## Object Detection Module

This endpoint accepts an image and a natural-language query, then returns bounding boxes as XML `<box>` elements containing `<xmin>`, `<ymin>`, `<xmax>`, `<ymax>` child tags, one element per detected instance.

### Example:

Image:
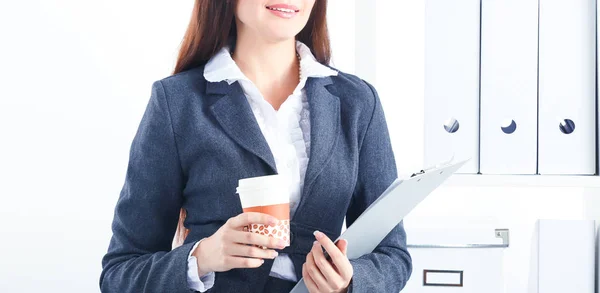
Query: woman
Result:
<box><xmin>100</xmin><ymin>0</ymin><xmax>412</xmax><ymax>292</ymax></box>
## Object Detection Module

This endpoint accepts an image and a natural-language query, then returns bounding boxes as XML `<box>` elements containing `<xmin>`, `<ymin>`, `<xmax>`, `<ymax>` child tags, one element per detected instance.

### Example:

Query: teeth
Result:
<box><xmin>267</xmin><ymin>6</ymin><xmax>296</xmax><ymax>13</ymax></box>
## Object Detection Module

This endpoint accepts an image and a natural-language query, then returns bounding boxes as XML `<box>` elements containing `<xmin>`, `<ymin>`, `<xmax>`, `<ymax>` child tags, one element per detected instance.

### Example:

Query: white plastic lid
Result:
<box><xmin>237</xmin><ymin>174</ymin><xmax>290</xmax><ymax>207</ymax></box>
<box><xmin>237</xmin><ymin>174</ymin><xmax>282</xmax><ymax>192</ymax></box>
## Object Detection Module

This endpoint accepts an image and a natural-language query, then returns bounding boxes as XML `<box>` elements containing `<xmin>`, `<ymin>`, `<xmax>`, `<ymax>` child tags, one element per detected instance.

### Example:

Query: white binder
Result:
<box><xmin>597</xmin><ymin>225</ymin><xmax>600</xmax><ymax>293</ymax></box>
<box><xmin>479</xmin><ymin>0</ymin><xmax>538</xmax><ymax>174</ymax></box>
<box><xmin>529</xmin><ymin>220</ymin><xmax>595</xmax><ymax>293</ymax></box>
<box><xmin>538</xmin><ymin>0</ymin><xmax>596</xmax><ymax>174</ymax></box>
<box><xmin>598</xmin><ymin>1</ymin><xmax>600</xmax><ymax>177</ymax></box>
<box><xmin>289</xmin><ymin>159</ymin><xmax>469</xmax><ymax>293</ymax></box>
<box><xmin>424</xmin><ymin>0</ymin><xmax>480</xmax><ymax>174</ymax></box>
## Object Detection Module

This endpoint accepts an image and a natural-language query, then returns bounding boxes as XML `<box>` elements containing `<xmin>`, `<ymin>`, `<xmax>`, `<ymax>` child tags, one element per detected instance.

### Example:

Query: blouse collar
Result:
<box><xmin>204</xmin><ymin>41</ymin><xmax>338</xmax><ymax>86</ymax></box>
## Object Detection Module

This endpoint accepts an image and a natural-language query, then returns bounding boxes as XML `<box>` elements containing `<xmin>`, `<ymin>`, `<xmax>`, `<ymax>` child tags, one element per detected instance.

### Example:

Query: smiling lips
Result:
<box><xmin>265</xmin><ymin>4</ymin><xmax>300</xmax><ymax>19</ymax></box>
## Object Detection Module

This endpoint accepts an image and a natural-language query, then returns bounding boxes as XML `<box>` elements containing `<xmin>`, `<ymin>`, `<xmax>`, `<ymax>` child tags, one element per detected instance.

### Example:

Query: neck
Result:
<box><xmin>232</xmin><ymin>32</ymin><xmax>299</xmax><ymax>90</ymax></box>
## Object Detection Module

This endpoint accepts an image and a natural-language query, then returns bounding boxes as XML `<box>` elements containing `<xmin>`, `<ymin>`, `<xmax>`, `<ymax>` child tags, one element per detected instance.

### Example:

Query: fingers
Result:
<box><xmin>225</xmin><ymin>256</ymin><xmax>265</xmax><ymax>269</ymax></box>
<box><xmin>311</xmin><ymin>241</ymin><xmax>344</xmax><ymax>285</ymax></box>
<box><xmin>305</xmin><ymin>251</ymin><xmax>332</xmax><ymax>292</ymax></box>
<box><xmin>314</xmin><ymin>231</ymin><xmax>344</xmax><ymax>266</ymax></box>
<box><xmin>303</xmin><ymin>263</ymin><xmax>320</xmax><ymax>292</ymax></box>
<box><xmin>225</xmin><ymin>243</ymin><xmax>279</xmax><ymax>259</ymax></box>
<box><xmin>336</xmin><ymin>239</ymin><xmax>348</xmax><ymax>256</ymax></box>
<box><xmin>314</xmin><ymin>232</ymin><xmax>353</xmax><ymax>281</ymax></box>
<box><xmin>228</xmin><ymin>212</ymin><xmax>279</xmax><ymax>229</ymax></box>
<box><xmin>227</xmin><ymin>230</ymin><xmax>287</xmax><ymax>249</ymax></box>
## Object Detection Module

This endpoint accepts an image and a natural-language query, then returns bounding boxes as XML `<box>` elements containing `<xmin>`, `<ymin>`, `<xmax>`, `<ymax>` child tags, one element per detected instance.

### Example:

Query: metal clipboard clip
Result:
<box><xmin>411</xmin><ymin>156</ymin><xmax>458</xmax><ymax>178</ymax></box>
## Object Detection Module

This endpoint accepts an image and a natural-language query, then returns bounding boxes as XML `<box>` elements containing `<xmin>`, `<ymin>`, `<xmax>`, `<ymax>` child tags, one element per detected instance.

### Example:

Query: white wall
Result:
<box><xmin>0</xmin><ymin>1</ymin><xmax>193</xmax><ymax>292</ymax></box>
<box><xmin>328</xmin><ymin>0</ymin><xmax>356</xmax><ymax>74</ymax></box>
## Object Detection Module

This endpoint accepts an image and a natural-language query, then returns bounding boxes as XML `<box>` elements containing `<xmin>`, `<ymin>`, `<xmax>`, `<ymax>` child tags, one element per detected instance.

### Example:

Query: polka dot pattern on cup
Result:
<box><xmin>248</xmin><ymin>219</ymin><xmax>290</xmax><ymax>248</ymax></box>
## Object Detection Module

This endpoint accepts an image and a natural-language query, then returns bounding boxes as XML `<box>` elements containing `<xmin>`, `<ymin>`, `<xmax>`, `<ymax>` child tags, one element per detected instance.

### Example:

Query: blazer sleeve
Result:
<box><xmin>100</xmin><ymin>81</ymin><xmax>196</xmax><ymax>293</ymax></box>
<box><xmin>345</xmin><ymin>81</ymin><xmax>413</xmax><ymax>292</ymax></box>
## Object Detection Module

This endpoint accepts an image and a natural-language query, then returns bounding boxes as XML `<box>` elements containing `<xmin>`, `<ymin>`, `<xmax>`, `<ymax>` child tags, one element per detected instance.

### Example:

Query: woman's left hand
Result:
<box><xmin>302</xmin><ymin>231</ymin><xmax>353</xmax><ymax>293</ymax></box>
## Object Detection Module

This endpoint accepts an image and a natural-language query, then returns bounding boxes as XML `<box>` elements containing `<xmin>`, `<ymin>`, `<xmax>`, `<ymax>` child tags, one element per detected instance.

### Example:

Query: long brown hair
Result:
<box><xmin>173</xmin><ymin>0</ymin><xmax>331</xmax><ymax>75</ymax></box>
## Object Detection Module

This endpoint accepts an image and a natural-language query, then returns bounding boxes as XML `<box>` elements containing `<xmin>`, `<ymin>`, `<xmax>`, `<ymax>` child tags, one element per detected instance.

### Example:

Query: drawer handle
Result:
<box><xmin>423</xmin><ymin>270</ymin><xmax>464</xmax><ymax>287</ymax></box>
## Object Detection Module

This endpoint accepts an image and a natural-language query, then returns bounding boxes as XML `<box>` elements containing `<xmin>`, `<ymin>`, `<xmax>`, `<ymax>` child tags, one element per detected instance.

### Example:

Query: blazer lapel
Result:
<box><xmin>294</xmin><ymin>76</ymin><xmax>341</xmax><ymax>219</ymax></box>
<box><xmin>207</xmin><ymin>80</ymin><xmax>277</xmax><ymax>173</ymax></box>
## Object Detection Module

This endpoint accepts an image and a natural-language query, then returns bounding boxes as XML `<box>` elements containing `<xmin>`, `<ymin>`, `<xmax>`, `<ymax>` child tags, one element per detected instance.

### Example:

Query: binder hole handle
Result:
<box><xmin>559</xmin><ymin>119</ymin><xmax>575</xmax><ymax>134</ymax></box>
<box><xmin>443</xmin><ymin>118</ymin><xmax>459</xmax><ymax>133</ymax></box>
<box><xmin>501</xmin><ymin>119</ymin><xmax>517</xmax><ymax>134</ymax></box>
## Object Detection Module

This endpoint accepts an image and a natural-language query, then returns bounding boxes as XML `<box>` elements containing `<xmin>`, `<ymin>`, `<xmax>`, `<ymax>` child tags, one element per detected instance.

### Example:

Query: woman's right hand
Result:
<box><xmin>193</xmin><ymin>212</ymin><xmax>287</xmax><ymax>276</ymax></box>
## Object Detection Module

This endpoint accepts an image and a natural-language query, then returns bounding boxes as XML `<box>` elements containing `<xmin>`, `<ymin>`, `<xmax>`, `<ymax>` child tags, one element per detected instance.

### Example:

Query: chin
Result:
<box><xmin>267</xmin><ymin>32</ymin><xmax>300</xmax><ymax>43</ymax></box>
<box><xmin>263</xmin><ymin>25</ymin><xmax>304</xmax><ymax>42</ymax></box>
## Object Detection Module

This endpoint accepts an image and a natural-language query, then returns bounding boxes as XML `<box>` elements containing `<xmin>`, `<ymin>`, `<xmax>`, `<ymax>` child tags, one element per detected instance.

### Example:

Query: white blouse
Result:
<box><xmin>187</xmin><ymin>41</ymin><xmax>338</xmax><ymax>291</ymax></box>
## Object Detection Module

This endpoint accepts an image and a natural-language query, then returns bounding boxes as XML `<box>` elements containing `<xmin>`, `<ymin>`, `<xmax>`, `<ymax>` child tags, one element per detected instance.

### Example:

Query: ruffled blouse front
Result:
<box><xmin>201</xmin><ymin>40</ymin><xmax>338</xmax><ymax>283</ymax></box>
<box><xmin>242</xmin><ymin>82</ymin><xmax>310</xmax><ymax>216</ymax></box>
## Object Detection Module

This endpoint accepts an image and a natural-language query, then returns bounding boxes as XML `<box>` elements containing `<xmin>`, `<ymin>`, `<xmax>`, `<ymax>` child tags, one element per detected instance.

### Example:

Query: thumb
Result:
<box><xmin>336</xmin><ymin>239</ymin><xmax>348</xmax><ymax>256</ymax></box>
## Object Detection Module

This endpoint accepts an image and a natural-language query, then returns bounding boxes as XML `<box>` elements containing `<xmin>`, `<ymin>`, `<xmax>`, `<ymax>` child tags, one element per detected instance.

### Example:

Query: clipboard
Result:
<box><xmin>289</xmin><ymin>159</ymin><xmax>469</xmax><ymax>293</ymax></box>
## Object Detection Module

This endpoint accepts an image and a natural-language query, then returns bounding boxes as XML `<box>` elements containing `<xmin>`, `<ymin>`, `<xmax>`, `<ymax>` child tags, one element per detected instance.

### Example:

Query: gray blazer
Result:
<box><xmin>100</xmin><ymin>65</ymin><xmax>413</xmax><ymax>292</ymax></box>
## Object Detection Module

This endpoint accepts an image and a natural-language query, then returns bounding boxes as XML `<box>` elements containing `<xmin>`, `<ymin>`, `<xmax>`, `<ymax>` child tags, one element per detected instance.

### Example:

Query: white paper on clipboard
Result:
<box><xmin>289</xmin><ymin>159</ymin><xmax>469</xmax><ymax>293</ymax></box>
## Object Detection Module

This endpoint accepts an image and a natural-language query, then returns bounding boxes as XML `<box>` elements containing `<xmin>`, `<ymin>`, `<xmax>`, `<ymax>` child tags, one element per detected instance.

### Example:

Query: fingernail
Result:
<box><xmin>273</xmin><ymin>251</ymin><xmax>279</xmax><ymax>258</ymax></box>
<box><xmin>313</xmin><ymin>241</ymin><xmax>319</xmax><ymax>246</ymax></box>
<box><xmin>270</xmin><ymin>218</ymin><xmax>279</xmax><ymax>226</ymax></box>
<box><xmin>313</xmin><ymin>230</ymin><xmax>323</xmax><ymax>239</ymax></box>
